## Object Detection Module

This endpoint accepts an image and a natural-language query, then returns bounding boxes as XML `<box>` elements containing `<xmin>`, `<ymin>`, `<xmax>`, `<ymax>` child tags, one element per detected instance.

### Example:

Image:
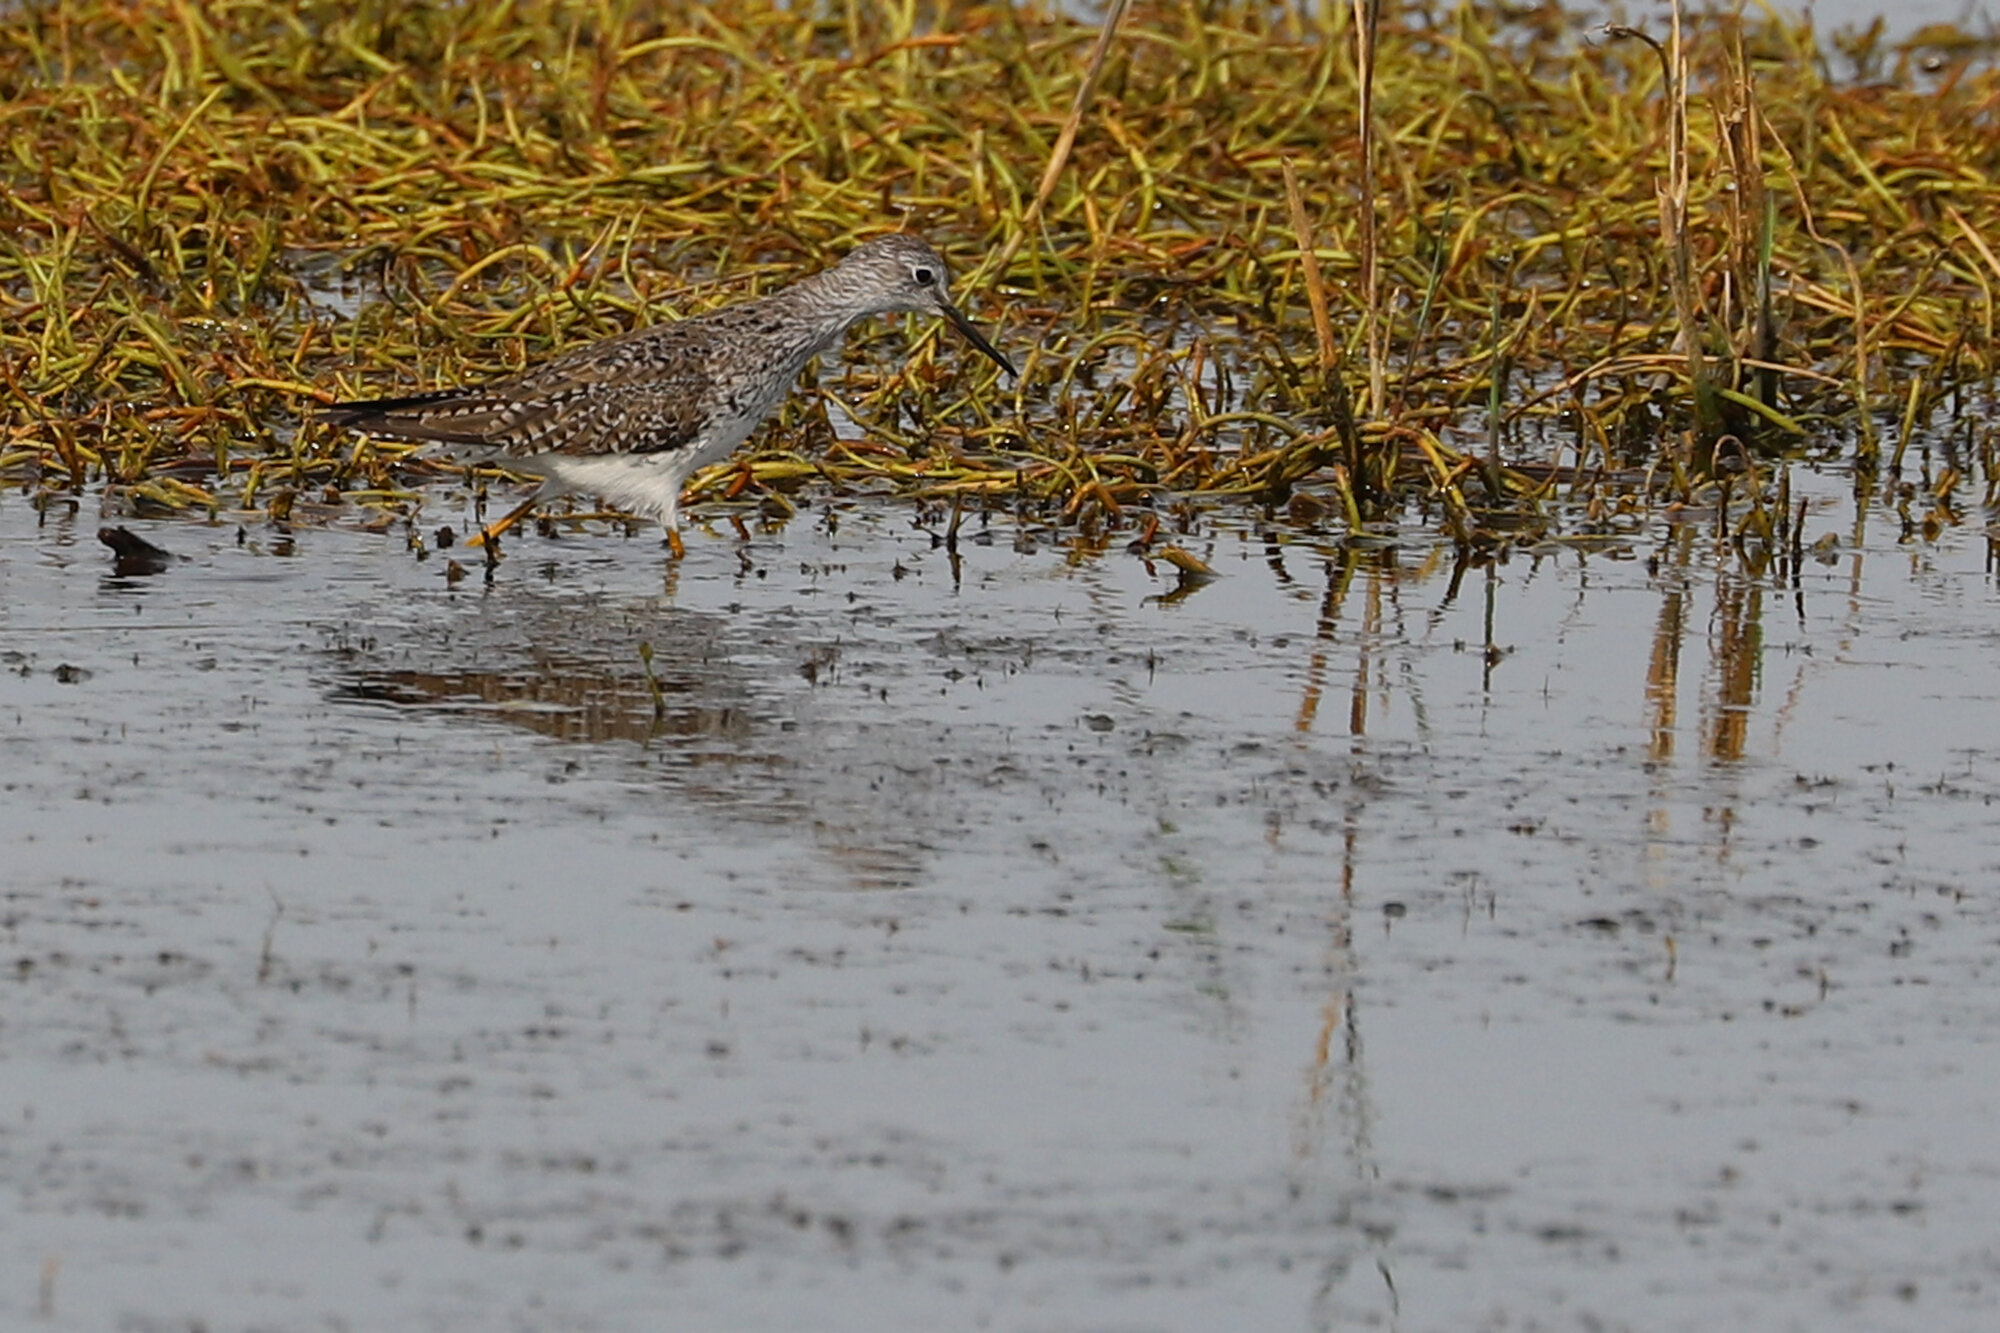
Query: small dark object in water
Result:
<box><xmin>97</xmin><ymin>526</ymin><xmax>177</xmax><ymax>575</ymax></box>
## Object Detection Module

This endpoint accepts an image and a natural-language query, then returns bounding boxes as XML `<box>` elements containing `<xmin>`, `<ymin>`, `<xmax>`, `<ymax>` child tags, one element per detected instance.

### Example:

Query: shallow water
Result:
<box><xmin>3</xmin><ymin>469</ymin><xmax>1998</xmax><ymax>1333</ymax></box>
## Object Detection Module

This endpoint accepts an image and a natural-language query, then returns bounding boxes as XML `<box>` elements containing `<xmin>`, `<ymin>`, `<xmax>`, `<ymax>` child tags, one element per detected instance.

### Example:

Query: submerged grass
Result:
<box><xmin>2</xmin><ymin>0</ymin><xmax>1998</xmax><ymax>553</ymax></box>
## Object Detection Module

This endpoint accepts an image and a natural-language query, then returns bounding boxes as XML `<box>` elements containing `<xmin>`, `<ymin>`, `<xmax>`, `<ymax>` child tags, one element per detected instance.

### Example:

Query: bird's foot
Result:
<box><xmin>466</xmin><ymin>494</ymin><xmax>542</xmax><ymax>549</ymax></box>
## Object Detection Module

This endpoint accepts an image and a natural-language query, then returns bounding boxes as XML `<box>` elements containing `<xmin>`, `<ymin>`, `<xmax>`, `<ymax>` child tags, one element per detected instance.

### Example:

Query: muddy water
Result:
<box><xmin>3</xmin><ymin>472</ymin><xmax>1998</xmax><ymax>1332</ymax></box>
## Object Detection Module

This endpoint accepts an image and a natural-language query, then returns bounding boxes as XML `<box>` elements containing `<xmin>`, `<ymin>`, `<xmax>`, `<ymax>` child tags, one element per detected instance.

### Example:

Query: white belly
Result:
<box><xmin>514</xmin><ymin>451</ymin><xmax>708</xmax><ymax>528</ymax></box>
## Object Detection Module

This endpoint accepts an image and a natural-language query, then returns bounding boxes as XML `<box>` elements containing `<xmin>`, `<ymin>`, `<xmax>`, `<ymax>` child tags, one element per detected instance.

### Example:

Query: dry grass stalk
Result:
<box><xmin>987</xmin><ymin>0</ymin><xmax>1131</xmax><ymax>284</ymax></box>
<box><xmin>1281</xmin><ymin>158</ymin><xmax>1338</xmax><ymax>373</ymax></box>
<box><xmin>1351</xmin><ymin>0</ymin><xmax>1386</xmax><ymax>419</ymax></box>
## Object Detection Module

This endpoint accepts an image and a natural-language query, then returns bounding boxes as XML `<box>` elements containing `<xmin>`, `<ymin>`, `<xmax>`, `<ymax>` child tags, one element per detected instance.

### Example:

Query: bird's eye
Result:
<box><xmin>912</xmin><ymin>266</ymin><xmax>936</xmax><ymax>286</ymax></box>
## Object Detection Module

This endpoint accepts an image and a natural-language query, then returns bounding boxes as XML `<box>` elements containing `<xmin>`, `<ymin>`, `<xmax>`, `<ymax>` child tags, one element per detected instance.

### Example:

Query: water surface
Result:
<box><xmin>2</xmin><ymin>469</ymin><xmax>1997</xmax><ymax>1332</ymax></box>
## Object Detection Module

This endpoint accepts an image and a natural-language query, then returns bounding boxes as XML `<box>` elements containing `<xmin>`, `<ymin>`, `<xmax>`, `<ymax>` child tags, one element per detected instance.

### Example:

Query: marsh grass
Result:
<box><xmin>2</xmin><ymin>0</ymin><xmax>1997</xmax><ymax>554</ymax></box>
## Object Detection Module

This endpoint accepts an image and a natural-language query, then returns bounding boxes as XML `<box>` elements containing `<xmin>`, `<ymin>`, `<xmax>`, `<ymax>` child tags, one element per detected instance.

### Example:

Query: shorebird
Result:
<box><xmin>317</xmin><ymin>234</ymin><xmax>1016</xmax><ymax>556</ymax></box>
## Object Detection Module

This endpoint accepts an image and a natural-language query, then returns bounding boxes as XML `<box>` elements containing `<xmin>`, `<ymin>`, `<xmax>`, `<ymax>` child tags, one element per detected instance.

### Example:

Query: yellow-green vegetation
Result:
<box><xmin>1</xmin><ymin>0</ymin><xmax>1995</xmax><ymax>547</ymax></box>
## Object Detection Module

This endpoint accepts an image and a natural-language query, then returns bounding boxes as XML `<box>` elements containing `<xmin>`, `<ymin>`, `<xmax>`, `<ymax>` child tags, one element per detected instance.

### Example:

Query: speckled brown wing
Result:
<box><xmin>318</xmin><ymin>322</ymin><xmax>714</xmax><ymax>459</ymax></box>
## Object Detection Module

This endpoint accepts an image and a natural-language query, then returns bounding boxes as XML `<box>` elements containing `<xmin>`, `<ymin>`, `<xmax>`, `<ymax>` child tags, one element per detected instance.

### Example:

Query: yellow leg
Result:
<box><xmin>466</xmin><ymin>493</ymin><xmax>542</xmax><ymax>549</ymax></box>
<box><xmin>666</xmin><ymin>527</ymin><xmax>686</xmax><ymax>560</ymax></box>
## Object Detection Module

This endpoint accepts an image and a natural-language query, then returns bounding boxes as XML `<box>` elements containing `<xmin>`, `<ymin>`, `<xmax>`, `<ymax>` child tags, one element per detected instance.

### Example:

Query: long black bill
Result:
<box><xmin>938</xmin><ymin>299</ymin><xmax>1018</xmax><ymax>378</ymax></box>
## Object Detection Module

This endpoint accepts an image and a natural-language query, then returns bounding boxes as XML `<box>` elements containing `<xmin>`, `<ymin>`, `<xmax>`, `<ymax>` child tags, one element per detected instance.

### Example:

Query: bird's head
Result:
<box><xmin>834</xmin><ymin>234</ymin><xmax>1017</xmax><ymax>378</ymax></box>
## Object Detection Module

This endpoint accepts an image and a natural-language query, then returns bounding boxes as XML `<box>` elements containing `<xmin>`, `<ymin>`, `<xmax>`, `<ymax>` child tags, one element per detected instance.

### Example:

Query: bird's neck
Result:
<box><xmin>757</xmin><ymin>271</ymin><xmax>877</xmax><ymax>362</ymax></box>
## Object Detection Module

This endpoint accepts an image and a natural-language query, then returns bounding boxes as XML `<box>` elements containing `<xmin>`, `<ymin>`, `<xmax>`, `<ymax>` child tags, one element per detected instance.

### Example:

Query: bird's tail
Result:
<box><xmin>314</xmin><ymin>389</ymin><xmax>509</xmax><ymax>447</ymax></box>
